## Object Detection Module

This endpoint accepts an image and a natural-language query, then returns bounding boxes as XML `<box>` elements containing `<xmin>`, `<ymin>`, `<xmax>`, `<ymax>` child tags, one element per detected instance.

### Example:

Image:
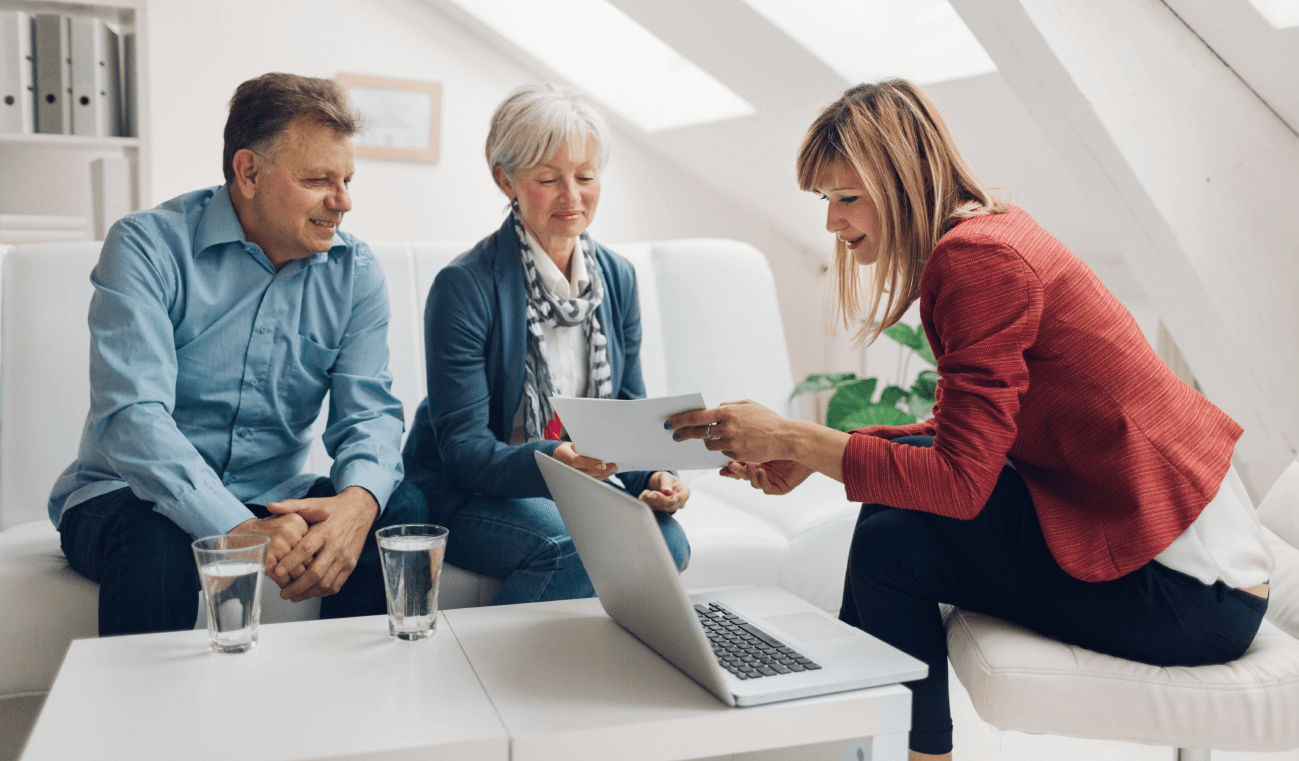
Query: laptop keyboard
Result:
<box><xmin>694</xmin><ymin>602</ymin><xmax>822</xmax><ymax>680</ymax></box>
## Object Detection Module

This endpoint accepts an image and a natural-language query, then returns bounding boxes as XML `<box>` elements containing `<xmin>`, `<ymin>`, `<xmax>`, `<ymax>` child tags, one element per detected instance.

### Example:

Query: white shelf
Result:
<box><xmin>0</xmin><ymin>132</ymin><xmax>140</xmax><ymax>149</ymax></box>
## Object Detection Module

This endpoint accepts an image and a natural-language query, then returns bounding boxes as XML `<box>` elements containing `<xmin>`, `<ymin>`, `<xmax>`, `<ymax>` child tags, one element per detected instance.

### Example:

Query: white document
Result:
<box><xmin>550</xmin><ymin>393</ymin><xmax>732</xmax><ymax>472</ymax></box>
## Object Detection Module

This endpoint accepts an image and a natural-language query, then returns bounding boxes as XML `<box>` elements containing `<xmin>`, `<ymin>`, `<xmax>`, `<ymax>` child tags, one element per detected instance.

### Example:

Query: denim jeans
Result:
<box><xmin>59</xmin><ymin>478</ymin><xmax>429</xmax><ymax>636</ymax></box>
<box><xmin>839</xmin><ymin>436</ymin><xmax>1268</xmax><ymax>755</ymax></box>
<box><xmin>442</xmin><ymin>494</ymin><xmax>691</xmax><ymax>606</ymax></box>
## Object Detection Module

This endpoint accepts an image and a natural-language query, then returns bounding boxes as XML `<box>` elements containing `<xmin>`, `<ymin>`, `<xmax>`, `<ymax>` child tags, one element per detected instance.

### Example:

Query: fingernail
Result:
<box><xmin>672</xmin><ymin>433</ymin><xmax>680</xmax><ymax>441</ymax></box>
<box><xmin>664</xmin><ymin>422</ymin><xmax>673</xmax><ymax>430</ymax></box>
<box><xmin>662</xmin><ymin>489</ymin><xmax>671</xmax><ymax>495</ymax></box>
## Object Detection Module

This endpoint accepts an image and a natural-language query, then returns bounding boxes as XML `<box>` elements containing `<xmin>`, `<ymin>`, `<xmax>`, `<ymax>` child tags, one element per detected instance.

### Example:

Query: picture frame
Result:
<box><xmin>336</xmin><ymin>73</ymin><xmax>442</xmax><ymax>163</ymax></box>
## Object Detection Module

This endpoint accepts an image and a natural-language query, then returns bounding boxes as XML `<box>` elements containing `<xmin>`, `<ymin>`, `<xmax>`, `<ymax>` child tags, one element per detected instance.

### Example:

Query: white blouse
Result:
<box><xmin>509</xmin><ymin>230</ymin><xmax>590</xmax><ymax>446</ymax></box>
<box><xmin>1154</xmin><ymin>465</ymin><xmax>1274</xmax><ymax>588</ymax></box>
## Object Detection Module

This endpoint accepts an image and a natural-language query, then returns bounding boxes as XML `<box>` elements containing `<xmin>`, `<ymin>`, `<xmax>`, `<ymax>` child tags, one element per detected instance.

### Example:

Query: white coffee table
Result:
<box><xmin>19</xmin><ymin>614</ymin><xmax>510</xmax><ymax>761</ymax></box>
<box><xmin>21</xmin><ymin>598</ymin><xmax>912</xmax><ymax>761</ymax></box>
<box><xmin>443</xmin><ymin>597</ymin><xmax>912</xmax><ymax>761</ymax></box>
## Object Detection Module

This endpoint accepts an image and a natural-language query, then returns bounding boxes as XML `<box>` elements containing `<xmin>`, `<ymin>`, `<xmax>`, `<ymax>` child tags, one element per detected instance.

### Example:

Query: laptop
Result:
<box><xmin>535</xmin><ymin>452</ymin><xmax>928</xmax><ymax>707</ymax></box>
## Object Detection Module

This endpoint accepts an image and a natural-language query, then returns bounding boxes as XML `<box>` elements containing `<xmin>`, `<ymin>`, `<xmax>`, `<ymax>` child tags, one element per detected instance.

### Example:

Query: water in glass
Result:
<box><xmin>200</xmin><ymin>560</ymin><xmax>263</xmax><ymax>653</ymax></box>
<box><xmin>379</xmin><ymin>535</ymin><xmax>445</xmax><ymax>640</ymax></box>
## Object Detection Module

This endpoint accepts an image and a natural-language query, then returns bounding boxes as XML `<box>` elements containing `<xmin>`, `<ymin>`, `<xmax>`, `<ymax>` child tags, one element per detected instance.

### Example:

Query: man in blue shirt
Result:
<box><xmin>49</xmin><ymin>73</ymin><xmax>426</xmax><ymax>636</ymax></box>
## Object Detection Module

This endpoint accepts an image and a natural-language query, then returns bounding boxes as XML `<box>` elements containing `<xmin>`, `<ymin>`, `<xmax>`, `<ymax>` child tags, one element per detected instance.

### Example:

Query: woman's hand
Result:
<box><xmin>552</xmin><ymin>441</ymin><xmax>618</xmax><ymax>480</ymax></box>
<box><xmin>720</xmin><ymin>460</ymin><xmax>814</xmax><ymax>496</ymax></box>
<box><xmin>640</xmin><ymin>471</ymin><xmax>690</xmax><ymax>513</ymax></box>
<box><xmin>665</xmin><ymin>400</ymin><xmax>795</xmax><ymax>463</ymax></box>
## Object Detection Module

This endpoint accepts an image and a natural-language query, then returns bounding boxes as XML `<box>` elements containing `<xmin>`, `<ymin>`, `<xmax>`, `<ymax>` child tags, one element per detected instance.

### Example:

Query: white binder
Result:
<box><xmin>91</xmin><ymin>156</ymin><xmax>132</xmax><ymax>239</ymax></box>
<box><xmin>33</xmin><ymin>13</ymin><xmax>71</xmax><ymax>134</ymax></box>
<box><xmin>0</xmin><ymin>11</ymin><xmax>34</xmax><ymax>133</ymax></box>
<box><xmin>70</xmin><ymin>17</ymin><xmax>121</xmax><ymax>137</ymax></box>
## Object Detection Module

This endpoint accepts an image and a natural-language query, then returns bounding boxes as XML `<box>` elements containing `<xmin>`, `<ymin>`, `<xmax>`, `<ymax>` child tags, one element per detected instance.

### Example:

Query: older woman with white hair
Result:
<box><xmin>402</xmin><ymin>83</ymin><xmax>691</xmax><ymax>604</ymax></box>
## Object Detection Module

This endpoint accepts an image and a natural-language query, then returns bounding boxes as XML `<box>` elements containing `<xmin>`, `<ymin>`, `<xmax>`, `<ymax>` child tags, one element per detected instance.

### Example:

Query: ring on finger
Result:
<box><xmin>708</xmin><ymin>424</ymin><xmax>719</xmax><ymax>440</ymax></box>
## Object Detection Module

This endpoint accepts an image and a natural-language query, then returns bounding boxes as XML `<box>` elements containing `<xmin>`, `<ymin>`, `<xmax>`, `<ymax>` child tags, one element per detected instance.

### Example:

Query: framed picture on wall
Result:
<box><xmin>336</xmin><ymin>73</ymin><xmax>442</xmax><ymax>162</ymax></box>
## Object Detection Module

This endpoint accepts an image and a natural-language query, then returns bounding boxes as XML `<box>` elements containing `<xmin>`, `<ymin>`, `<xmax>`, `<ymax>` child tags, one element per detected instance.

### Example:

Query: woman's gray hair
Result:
<box><xmin>486</xmin><ymin>83</ymin><xmax>610</xmax><ymax>185</ymax></box>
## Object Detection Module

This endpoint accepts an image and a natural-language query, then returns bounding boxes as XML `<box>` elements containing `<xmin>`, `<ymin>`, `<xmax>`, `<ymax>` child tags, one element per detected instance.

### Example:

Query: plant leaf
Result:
<box><xmin>883</xmin><ymin>323</ymin><xmax>923</xmax><ymax>353</ymax></box>
<box><xmin>910</xmin><ymin>370</ymin><xmax>939</xmax><ymax>401</ymax></box>
<box><xmin>908</xmin><ymin>394</ymin><xmax>935</xmax><ymax>421</ymax></box>
<box><xmin>879</xmin><ymin>384</ymin><xmax>909</xmax><ymax>408</ymax></box>
<box><xmin>836</xmin><ymin>403</ymin><xmax>916</xmax><ymax>430</ymax></box>
<box><xmin>790</xmin><ymin>372</ymin><xmax>857</xmax><ymax>399</ymax></box>
<box><xmin>915</xmin><ymin>340</ymin><xmax>937</xmax><ymax>368</ymax></box>
<box><xmin>826</xmin><ymin>378</ymin><xmax>877</xmax><ymax>429</ymax></box>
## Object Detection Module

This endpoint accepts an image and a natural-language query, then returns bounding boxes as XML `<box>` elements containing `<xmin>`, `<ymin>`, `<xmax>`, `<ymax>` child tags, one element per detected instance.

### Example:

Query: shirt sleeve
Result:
<box><xmin>425</xmin><ymin>266</ymin><xmax>562</xmax><ymax>498</ymax></box>
<box><xmin>86</xmin><ymin>219</ymin><xmax>254</xmax><ymax>538</ymax></box>
<box><xmin>842</xmin><ymin>234</ymin><xmax>1043</xmax><ymax>519</ymax></box>
<box><xmin>322</xmin><ymin>245</ymin><xmax>405</xmax><ymax>511</ymax></box>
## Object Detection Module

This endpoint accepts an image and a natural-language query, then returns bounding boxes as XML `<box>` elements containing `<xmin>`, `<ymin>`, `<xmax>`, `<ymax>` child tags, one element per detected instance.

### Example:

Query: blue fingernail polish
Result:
<box><xmin>672</xmin><ymin>433</ymin><xmax>681</xmax><ymax>441</ymax></box>
<box><xmin>664</xmin><ymin>422</ymin><xmax>673</xmax><ymax>430</ymax></box>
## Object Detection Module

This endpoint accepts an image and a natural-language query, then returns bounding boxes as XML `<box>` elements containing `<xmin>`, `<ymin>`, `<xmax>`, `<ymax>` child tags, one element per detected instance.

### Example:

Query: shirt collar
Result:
<box><xmin>194</xmin><ymin>185</ymin><xmax>343</xmax><ymax>269</ymax></box>
<box><xmin>522</xmin><ymin>225</ymin><xmax>589</xmax><ymax>298</ymax></box>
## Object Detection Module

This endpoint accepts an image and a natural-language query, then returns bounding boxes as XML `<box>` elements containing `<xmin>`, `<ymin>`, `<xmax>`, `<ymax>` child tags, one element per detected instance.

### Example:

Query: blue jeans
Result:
<box><xmin>59</xmin><ymin>478</ymin><xmax>429</xmax><ymax>636</ymax></box>
<box><xmin>840</xmin><ymin>436</ymin><xmax>1267</xmax><ymax>755</ymax></box>
<box><xmin>443</xmin><ymin>494</ymin><xmax>690</xmax><ymax>606</ymax></box>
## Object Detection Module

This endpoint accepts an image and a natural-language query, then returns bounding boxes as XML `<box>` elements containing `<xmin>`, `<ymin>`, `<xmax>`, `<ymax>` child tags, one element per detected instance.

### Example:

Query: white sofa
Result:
<box><xmin>0</xmin><ymin>238</ymin><xmax>862</xmax><ymax>753</ymax></box>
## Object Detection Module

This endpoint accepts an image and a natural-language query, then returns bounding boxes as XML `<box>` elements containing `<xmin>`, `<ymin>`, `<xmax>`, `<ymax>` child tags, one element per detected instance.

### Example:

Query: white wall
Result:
<box><xmin>141</xmin><ymin>0</ymin><xmax>828</xmax><ymax>402</ymax></box>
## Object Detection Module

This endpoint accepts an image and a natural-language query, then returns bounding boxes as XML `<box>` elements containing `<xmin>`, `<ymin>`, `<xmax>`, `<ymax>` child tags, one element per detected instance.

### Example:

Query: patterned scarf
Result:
<box><xmin>514</xmin><ymin>212</ymin><xmax>613</xmax><ymax>442</ymax></box>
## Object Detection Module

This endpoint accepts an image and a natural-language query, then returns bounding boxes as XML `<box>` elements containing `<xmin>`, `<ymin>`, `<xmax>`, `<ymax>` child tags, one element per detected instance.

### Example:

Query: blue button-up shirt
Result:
<box><xmin>48</xmin><ymin>185</ymin><xmax>405</xmax><ymax>539</ymax></box>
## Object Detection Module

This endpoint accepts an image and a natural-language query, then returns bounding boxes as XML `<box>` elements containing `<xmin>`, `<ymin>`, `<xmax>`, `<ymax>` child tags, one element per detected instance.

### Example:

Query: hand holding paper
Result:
<box><xmin>549</xmin><ymin>393</ymin><xmax>732</xmax><ymax>473</ymax></box>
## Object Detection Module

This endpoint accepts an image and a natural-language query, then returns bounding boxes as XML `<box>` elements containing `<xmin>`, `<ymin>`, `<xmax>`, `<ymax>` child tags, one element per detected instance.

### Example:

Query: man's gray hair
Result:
<box><xmin>485</xmin><ymin>83</ymin><xmax>610</xmax><ymax>185</ymax></box>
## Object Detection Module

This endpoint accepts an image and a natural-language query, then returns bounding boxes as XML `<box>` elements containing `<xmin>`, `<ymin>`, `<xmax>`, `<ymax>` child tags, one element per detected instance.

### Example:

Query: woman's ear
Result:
<box><xmin>493</xmin><ymin>164</ymin><xmax>515</xmax><ymax>200</ymax></box>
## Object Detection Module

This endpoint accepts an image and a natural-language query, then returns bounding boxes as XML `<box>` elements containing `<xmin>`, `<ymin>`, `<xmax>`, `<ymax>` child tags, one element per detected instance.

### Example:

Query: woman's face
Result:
<box><xmin>815</xmin><ymin>164</ymin><xmax>880</xmax><ymax>266</ymax></box>
<box><xmin>496</xmin><ymin>135</ymin><xmax>602</xmax><ymax>258</ymax></box>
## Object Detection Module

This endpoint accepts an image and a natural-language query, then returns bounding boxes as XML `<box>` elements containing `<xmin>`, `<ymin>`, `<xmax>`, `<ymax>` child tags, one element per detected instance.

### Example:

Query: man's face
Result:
<box><xmin>240</xmin><ymin>118</ymin><xmax>355</xmax><ymax>269</ymax></box>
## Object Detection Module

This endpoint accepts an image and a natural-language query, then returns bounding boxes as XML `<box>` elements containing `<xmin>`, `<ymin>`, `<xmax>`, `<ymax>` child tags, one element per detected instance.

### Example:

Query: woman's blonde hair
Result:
<box><xmin>796</xmin><ymin>80</ymin><xmax>1007</xmax><ymax>345</ymax></box>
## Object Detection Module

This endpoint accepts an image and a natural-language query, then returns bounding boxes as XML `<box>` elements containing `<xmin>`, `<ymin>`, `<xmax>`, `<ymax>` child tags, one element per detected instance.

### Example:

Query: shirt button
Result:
<box><xmin>239</xmin><ymin>428</ymin><xmax>251</xmax><ymax>438</ymax></box>
<box><xmin>250</xmin><ymin>378</ymin><xmax>260</xmax><ymax>387</ymax></box>
<box><xmin>259</xmin><ymin>326</ymin><xmax>270</xmax><ymax>334</ymax></box>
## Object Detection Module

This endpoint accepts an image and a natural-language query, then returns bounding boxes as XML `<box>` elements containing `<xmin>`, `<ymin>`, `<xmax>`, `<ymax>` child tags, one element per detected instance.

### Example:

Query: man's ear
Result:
<box><xmin>231</xmin><ymin>148</ymin><xmax>261</xmax><ymax>200</ymax></box>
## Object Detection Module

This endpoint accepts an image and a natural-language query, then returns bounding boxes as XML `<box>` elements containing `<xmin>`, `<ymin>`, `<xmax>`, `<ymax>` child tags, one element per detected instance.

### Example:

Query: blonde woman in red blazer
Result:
<box><xmin>667</xmin><ymin>81</ymin><xmax>1272</xmax><ymax>761</ymax></box>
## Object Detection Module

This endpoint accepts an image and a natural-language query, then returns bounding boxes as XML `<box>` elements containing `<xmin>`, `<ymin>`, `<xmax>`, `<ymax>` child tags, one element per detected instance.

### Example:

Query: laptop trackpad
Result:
<box><xmin>765</xmin><ymin>612</ymin><xmax>854</xmax><ymax>642</ymax></box>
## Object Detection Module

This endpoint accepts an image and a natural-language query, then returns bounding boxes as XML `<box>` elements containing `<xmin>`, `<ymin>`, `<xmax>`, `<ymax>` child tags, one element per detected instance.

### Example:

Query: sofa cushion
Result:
<box><xmin>672</xmin><ymin>491</ymin><xmax>790</xmax><ymax>593</ymax></box>
<box><xmin>0</xmin><ymin>521</ymin><xmax>97</xmax><ymax>697</ymax></box>
<box><xmin>945</xmin><ymin>608</ymin><xmax>1299</xmax><ymax>751</ymax></box>
<box><xmin>0</xmin><ymin>244</ymin><xmax>100</xmax><ymax>529</ymax></box>
<box><xmin>690</xmin><ymin>472</ymin><xmax>858</xmax><ymax>611</ymax></box>
<box><xmin>648</xmin><ymin>240</ymin><xmax>795</xmax><ymax>416</ymax></box>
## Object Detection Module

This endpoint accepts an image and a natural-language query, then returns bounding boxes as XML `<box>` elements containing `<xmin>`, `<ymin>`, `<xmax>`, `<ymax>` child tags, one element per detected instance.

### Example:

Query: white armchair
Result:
<box><xmin>945</xmin><ymin>460</ymin><xmax>1299</xmax><ymax>758</ymax></box>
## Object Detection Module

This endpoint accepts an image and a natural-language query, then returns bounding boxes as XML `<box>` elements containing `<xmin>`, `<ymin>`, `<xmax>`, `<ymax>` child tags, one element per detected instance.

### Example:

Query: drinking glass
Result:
<box><xmin>192</xmin><ymin>534</ymin><xmax>269</xmax><ymax>654</ymax></box>
<box><xmin>376</xmin><ymin>524</ymin><xmax>449</xmax><ymax>640</ymax></box>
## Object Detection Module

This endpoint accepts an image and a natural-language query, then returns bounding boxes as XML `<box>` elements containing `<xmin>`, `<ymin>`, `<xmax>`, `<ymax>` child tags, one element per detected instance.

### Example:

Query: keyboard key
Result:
<box><xmin>772</xmin><ymin>664</ymin><xmax>791</xmax><ymax>674</ymax></box>
<box><xmin>805</xmin><ymin>662</ymin><xmax>822</xmax><ymax>670</ymax></box>
<box><xmin>788</xmin><ymin>664</ymin><xmax>806</xmax><ymax>672</ymax></box>
<box><xmin>757</xmin><ymin>666</ymin><xmax>777</xmax><ymax>676</ymax></box>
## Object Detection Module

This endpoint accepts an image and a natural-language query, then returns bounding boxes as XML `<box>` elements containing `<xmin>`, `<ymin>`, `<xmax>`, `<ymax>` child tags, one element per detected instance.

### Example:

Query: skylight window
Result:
<box><xmin>444</xmin><ymin>0</ymin><xmax>756</xmax><ymax>132</ymax></box>
<box><xmin>743</xmin><ymin>0</ymin><xmax>996</xmax><ymax>85</ymax></box>
<box><xmin>1247</xmin><ymin>0</ymin><xmax>1299</xmax><ymax>29</ymax></box>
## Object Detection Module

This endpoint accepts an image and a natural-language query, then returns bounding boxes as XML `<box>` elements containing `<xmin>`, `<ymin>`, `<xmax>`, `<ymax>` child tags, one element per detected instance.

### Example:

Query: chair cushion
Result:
<box><xmin>1265</xmin><ymin>526</ymin><xmax>1299</xmax><ymax>640</ymax></box>
<box><xmin>1259</xmin><ymin>460</ymin><xmax>1299</xmax><ymax>549</ymax></box>
<box><xmin>946</xmin><ymin>608</ymin><xmax>1299</xmax><ymax>751</ymax></box>
<box><xmin>0</xmin><ymin>521</ymin><xmax>97</xmax><ymax>697</ymax></box>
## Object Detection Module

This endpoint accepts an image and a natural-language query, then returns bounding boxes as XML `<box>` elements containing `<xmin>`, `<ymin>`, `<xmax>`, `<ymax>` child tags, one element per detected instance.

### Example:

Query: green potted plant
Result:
<box><xmin>792</xmin><ymin>323</ymin><xmax>938</xmax><ymax>430</ymax></box>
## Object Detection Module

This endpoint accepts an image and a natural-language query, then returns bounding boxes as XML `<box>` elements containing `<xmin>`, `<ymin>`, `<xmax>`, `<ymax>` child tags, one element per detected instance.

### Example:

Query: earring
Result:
<box><xmin>510</xmin><ymin>197</ymin><xmax>520</xmax><ymax>213</ymax></box>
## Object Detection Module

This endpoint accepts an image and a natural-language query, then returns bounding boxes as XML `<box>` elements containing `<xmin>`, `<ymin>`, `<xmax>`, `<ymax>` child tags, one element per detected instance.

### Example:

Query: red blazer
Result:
<box><xmin>842</xmin><ymin>206</ymin><xmax>1241</xmax><ymax>582</ymax></box>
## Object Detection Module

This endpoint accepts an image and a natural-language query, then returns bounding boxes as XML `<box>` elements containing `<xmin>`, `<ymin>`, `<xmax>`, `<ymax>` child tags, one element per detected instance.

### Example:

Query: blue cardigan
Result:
<box><xmin>402</xmin><ymin>216</ymin><xmax>654</xmax><ymax>523</ymax></box>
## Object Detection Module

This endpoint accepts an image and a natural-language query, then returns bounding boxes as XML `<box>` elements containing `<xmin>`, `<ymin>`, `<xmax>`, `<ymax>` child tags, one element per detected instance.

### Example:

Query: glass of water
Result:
<box><xmin>192</xmin><ymin>534</ymin><xmax>269</xmax><ymax>654</ymax></box>
<box><xmin>376</xmin><ymin>524</ymin><xmax>449</xmax><ymax>640</ymax></box>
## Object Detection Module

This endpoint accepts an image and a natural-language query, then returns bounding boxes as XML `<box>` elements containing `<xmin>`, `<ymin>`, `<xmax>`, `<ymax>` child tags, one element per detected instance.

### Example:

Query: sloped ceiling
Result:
<box><xmin>427</xmin><ymin>0</ymin><xmax>1138</xmax><ymax>297</ymax></box>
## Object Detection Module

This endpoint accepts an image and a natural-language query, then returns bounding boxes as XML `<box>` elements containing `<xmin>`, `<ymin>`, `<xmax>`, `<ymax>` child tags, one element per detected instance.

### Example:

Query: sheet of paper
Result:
<box><xmin>550</xmin><ymin>393</ymin><xmax>732</xmax><ymax>472</ymax></box>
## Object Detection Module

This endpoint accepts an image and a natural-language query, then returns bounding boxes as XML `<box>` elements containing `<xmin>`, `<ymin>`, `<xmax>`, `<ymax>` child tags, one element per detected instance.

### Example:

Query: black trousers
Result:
<box><xmin>839</xmin><ymin>436</ymin><xmax>1268</xmax><ymax>754</ymax></box>
<box><xmin>60</xmin><ymin>478</ymin><xmax>429</xmax><ymax>637</ymax></box>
